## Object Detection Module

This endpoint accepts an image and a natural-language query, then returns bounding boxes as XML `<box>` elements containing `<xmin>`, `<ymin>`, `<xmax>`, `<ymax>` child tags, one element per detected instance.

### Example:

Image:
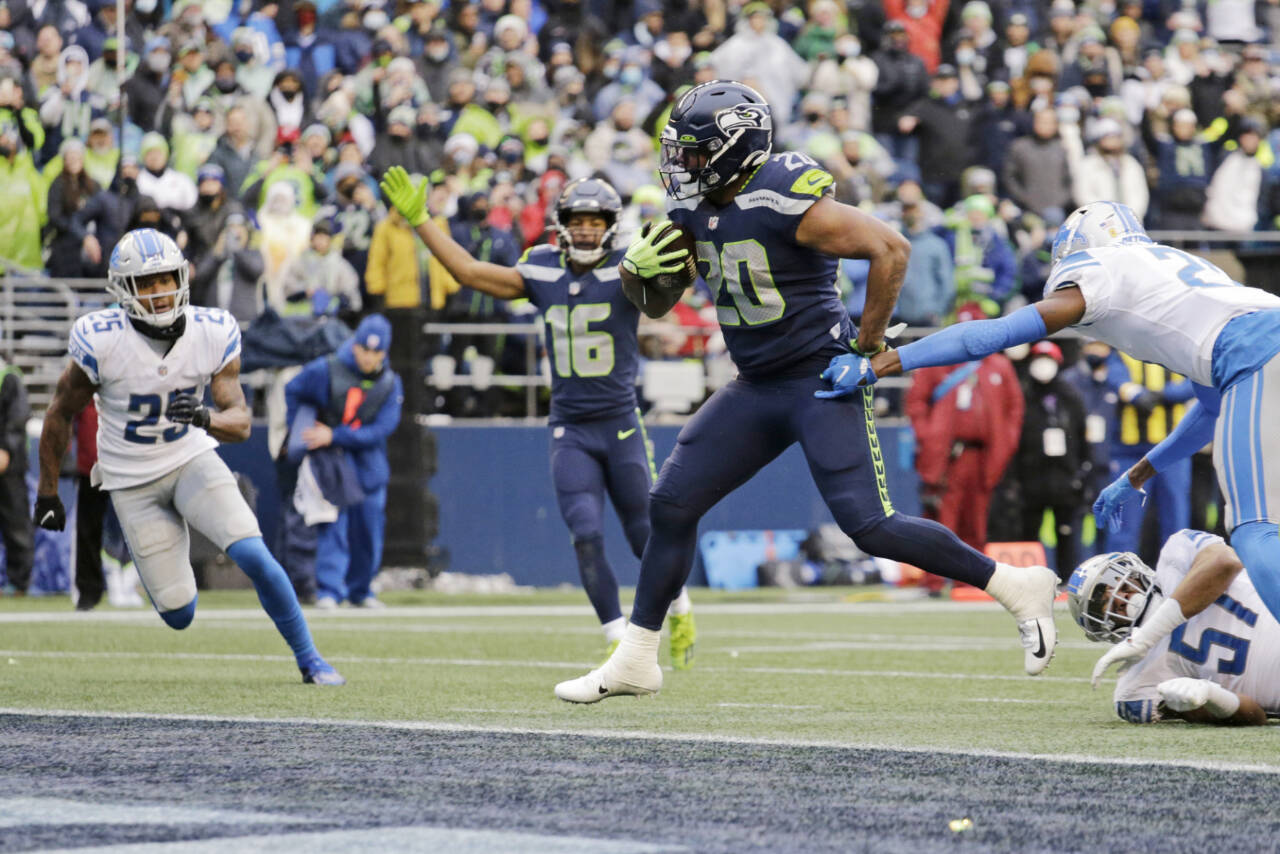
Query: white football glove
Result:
<box><xmin>1090</xmin><ymin>638</ymin><xmax>1146</xmax><ymax>689</ymax></box>
<box><xmin>1157</xmin><ymin>677</ymin><xmax>1212</xmax><ymax>713</ymax></box>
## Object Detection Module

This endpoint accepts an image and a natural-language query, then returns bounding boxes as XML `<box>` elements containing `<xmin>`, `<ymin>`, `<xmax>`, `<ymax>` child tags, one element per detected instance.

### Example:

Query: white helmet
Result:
<box><xmin>1050</xmin><ymin>201</ymin><xmax>1152</xmax><ymax>265</ymax></box>
<box><xmin>1066</xmin><ymin>552</ymin><xmax>1156</xmax><ymax>643</ymax></box>
<box><xmin>107</xmin><ymin>228</ymin><xmax>190</xmax><ymax>329</ymax></box>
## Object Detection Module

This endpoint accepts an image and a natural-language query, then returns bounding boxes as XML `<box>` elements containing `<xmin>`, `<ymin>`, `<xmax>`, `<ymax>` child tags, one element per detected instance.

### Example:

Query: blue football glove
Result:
<box><xmin>1093</xmin><ymin>473</ymin><xmax>1146</xmax><ymax>533</ymax></box>
<box><xmin>815</xmin><ymin>353</ymin><xmax>876</xmax><ymax>399</ymax></box>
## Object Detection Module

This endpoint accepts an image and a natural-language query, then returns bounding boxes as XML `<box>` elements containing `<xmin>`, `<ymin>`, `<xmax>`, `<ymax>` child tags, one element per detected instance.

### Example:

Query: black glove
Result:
<box><xmin>34</xmin><ymin>494</ymin><xmax>65</xmax><ymax>530</ymax></box>
<box><xmin>167</xmin><ymin>393</ymin><xmax>211</xmax><ymax>429</ymax></box>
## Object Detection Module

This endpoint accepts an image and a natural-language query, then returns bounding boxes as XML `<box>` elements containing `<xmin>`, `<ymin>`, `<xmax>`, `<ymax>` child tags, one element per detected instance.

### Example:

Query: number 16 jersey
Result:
<box><xmin>68</xmin><ymin>306</ymin><xmax>241</xmax><ymax>490</ymax></box>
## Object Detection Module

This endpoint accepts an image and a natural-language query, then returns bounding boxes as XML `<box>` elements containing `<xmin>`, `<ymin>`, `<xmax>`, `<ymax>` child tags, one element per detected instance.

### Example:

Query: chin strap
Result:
<box><xmin>128</xmin><ymin>312</ymin><xmax>187</xmax><ymax>341</ymax></box>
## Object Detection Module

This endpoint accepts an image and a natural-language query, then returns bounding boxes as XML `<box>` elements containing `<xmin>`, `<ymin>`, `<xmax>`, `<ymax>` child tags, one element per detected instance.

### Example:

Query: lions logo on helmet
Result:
<box><xmin>107</xmin><ymin>228</ymin><xmax>191</xmax><ymax>333</ymax></box>
<box><xmin>551</xmin><ymin>178</ymin><xmax>622</xmax><ymax>266</ymax></box>
<box><xmin>1066</xmin><ymin>552</ymin><xmax>1157</xmax><ymax>643</ymax></box>
<box><xmin>659</xmin><ymin>80</ymin><xmax>773</xmax><ymax>200</ymax></box>
<box><xmin>1050</xmin><ymin>202</ymin><xmax>1152</xmax><ymax>266</ymax></box>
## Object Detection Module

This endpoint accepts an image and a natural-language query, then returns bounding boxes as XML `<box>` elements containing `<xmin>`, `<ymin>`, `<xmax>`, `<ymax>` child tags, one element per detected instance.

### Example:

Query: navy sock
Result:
<box><xmin>854</xmin><ymin>513</ymin><xmax>996</xmax><ymax>588</ymax></box>
<box><xmin>574</xmin><ymin>535</ymin><xmax>623</xmax><ymax>625</ymax></box>
<box><xmin>1231</xmin><ymin>521</ymin><xmax>1280</xmax><ymax>623</ymax></box>
<box><xmin>630</xmin><ymin>497</ymin><xmax>699</xmax><ymax>631</ymax></box>
<box><xmin>227</xmin><ymin>537</ymin><xmax>318</xmax><ymax>664</ymax></box>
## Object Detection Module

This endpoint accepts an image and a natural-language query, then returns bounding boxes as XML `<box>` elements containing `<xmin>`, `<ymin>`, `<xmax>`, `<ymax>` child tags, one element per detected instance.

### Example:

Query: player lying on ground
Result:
<box><xmin>1070</xmin><ymin>530</ymin><xmax>1275</xmax><ymax>725</ymax></box>
<box><xmin>34</xmin><ymin>228</ymin><xmax>344</xmax><ymax>685</ymax></box>
<box><xmin>836</xmin><ymin>201</ymin><xmax>1280</xmax><ymax>628</ymax></box>
<box><xmin>379</xmin><ymin>167</ymin><xmax>696</xmax><ymax>667</ymax></box>
<box><xmin>554</xmin><ymin>80</ymin><xmax>1058</xmax><ymax>704</ymax></box>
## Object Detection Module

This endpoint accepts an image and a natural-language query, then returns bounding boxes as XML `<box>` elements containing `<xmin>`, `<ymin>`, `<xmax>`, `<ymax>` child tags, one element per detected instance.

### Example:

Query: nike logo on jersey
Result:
<box><xmin>617</xmin><ymin>428</ymin><xmax>637</xmax><ymax>440</ymax></box>
<box><xmin>39</xmin><ymin>511</ymin><xmax>56</xmax><ymax>525</ymax></box>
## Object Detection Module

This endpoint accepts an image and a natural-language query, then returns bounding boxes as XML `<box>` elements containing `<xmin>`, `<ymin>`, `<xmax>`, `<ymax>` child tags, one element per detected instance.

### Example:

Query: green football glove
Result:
<box><xmin>379</xmin><ymin>165</ymin><xmax>428</xmax><ymax>227</ymax></box>
<box><xmin>621</xmin><ymin>221</ymin><xmax>689</xmax><ymax>279</ymax></box>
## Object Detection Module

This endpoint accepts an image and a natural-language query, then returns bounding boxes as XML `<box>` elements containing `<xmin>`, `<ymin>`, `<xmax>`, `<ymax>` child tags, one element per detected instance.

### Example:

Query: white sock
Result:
<box><xmin>610</xmin><ymin>622</ymin><xmax>660</xmax><ymax>669</ymax></box>
<box><xmin>667</xmin><ymin>587</ymin><xmax>691</xmax><ymax>617</ymax></box>
<box><xmin>602</xmin><ymin>617</ymin><xmax>626</xmax><ymax>643</ymax></box>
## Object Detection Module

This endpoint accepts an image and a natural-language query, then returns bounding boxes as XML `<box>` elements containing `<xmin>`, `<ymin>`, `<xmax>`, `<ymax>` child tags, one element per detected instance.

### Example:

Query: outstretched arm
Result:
<box><xmin>795</xmin><ymin>196</ymin><xmax>909</xmax><ymax>354</ymax></box>
<box><xmin>380</xmin><ymin>166</ymin><xmax>525</xmax><ymax>300</ymax></box>
<box><xmin>38</xmin><ymin>361</ymin><xmax>97</xmax><ymax>496</ymax></box>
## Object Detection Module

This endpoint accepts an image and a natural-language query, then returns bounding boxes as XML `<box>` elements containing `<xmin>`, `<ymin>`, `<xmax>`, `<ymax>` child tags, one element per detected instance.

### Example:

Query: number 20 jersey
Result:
<box><xmin>1115</xmin><ymin>529</ymin><xmax>1280</xmax><ymax>722</ymax></box>
<box><xmin>1044</xmin><ymin>244</ymin><xmax>1280</xmax><ymax>387</ymax></box>
<box><xmin>68</xmin><ymin>306</ymin><xmax>241</xmax><ymax>490</ymax></box>
<box><xmin>667</xmin><ymin>152</ymin><xmax>852</xmax><ymax>377</ymax></box>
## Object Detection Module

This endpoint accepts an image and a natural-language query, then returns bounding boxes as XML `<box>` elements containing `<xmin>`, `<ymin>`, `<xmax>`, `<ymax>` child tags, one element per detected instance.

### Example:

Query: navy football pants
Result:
<box><xmin>630</xmin><ymin>367</ymin><xmax>997</xmax><ymax>630</ymax></box>
<box><xmin>550</xmin><ymin>409</ymin><xmax>654</xmax><ymax>624</ymax></box>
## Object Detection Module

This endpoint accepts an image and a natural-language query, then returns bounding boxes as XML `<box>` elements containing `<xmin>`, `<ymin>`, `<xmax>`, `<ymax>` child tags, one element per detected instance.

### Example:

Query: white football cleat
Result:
<box><xmin>555</xmin><ymin>650</ymin><xmax>663</xmax><ymax>704</ymax></box>
<box><xmin>986</xmin><ymin>563</ymin><xmax>1059</xmax><ymax>675</ymax></box>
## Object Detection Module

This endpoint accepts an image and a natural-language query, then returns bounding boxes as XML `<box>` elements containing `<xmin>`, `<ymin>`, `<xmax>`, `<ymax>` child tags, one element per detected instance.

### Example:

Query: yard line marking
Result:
<box><xmin>724</xmin><ymin>640</ymin><xmax>1094</xmax><ymax>653</ymax></box>
<box><xmin>714</xmin><ymin>703</ymin><xmax>822</xmax><ymax>710</ymax></box>
<box><xmin>0</xmin><ymin>648</ymin><xmax>1097</xmax><ymax>683</ymax></box>
<box><xmin>0</xmin><ymin>797</ymin><xmax>306</xmax><ymax>829</ymax></box>
<box><xmin>2</xmin><ymin>707</ymin><xmax>1276</xmax><ymax>776</ymax></box>
<box><xmin>966</xmin><ymin>698</ymin><xmax>1060</xmax><ymax>705</ymax></box>
<box><xmin>0</xmin><ymin>600</ymin><xmax>1017</xmax><ymax>624</ymax></box>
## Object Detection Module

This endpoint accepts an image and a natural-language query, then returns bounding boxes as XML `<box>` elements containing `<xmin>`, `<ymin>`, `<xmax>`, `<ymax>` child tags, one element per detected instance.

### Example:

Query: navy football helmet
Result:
<box><xmin>659</xmin><ymin>80</ymin><xmax>773</xmax><ymax>200</ymax></box>
<box><xmin>552</xmin><ymin>177</ymin><xmax>622</xmax><ymax>265</ymax></box>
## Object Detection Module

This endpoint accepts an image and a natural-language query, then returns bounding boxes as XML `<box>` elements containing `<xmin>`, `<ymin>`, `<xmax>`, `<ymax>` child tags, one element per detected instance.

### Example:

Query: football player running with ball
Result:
<box><xmin>35</xmin><ymin>228</ymin><xmax>344</xmax><ymax>685</ymax></box>
<box><xmin>554</xmin><ymin>80</ymin><xmax>1059</xmax><ymax>703</ymax></box>
<box><xmin>1070</xmin><ymin>531</ymin><xmax>1277</xmax><ymax>725</ymax></box>
<box><xmin>379</xmin><ymin>168</ymin><xmax>696</xmax><ymax>668</ymax></box>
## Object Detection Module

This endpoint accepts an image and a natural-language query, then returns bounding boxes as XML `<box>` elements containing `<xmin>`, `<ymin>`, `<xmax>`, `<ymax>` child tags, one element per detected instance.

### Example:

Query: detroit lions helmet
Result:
<box><xmin>1050</xmin><ymin>201</ymin><xmax>1153</xmax><ymax>265</ymax></box>
<box><xmin>551</xmin><ymin>177</ymin><xmax>622</xmax><ymax>266</ymax></box>
<box><xmin>1066</xmin><ymin>552</ymin><xmax>1156</xmax><ymax>643</ymax></box>
<box><xmin>659</xmin><ymin>80</ymin><xmax>773</xmax><ymax>200</ymax></box>
<box><xmin>107</xmin><ymin>228</ymin><xmax>190</xmax><ymax>330</ymax></box>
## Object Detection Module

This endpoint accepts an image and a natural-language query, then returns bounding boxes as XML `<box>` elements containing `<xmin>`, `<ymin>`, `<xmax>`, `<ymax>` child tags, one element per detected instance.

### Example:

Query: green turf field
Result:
<box><xmin>1</xmin><ymin>587</ymin><xmax>1274</xmax><ymax>768</ymax></box>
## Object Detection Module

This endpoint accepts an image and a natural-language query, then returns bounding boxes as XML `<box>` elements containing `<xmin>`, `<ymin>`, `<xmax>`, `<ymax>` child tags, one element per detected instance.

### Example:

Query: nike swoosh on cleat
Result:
<box><xmin>598</xmin><ymin>685</ymin><xmax>609</xmax><ymax>694</ymax></box>
<box><xmin>39</xmin><ymin>511</ymin><xmax>55</xmax><ymax>525</ymax></box>
<box><xmin>617</xmin><ymin>428</ymin><xmax>637</xmax><ymax>440</ymax></box>
<box><xmin>1033</xmin><ymin>624</ymin><xmax>1046</xmax><ymax>658</ymax></box>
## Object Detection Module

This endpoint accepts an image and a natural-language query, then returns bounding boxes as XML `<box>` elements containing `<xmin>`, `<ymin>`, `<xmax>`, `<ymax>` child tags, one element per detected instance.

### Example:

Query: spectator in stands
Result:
<box><xmin>230</xmin><ymin>28</ymin><xmax>274</xmax><ymax>98</ymax></box>
<box><xmin>972</xmin><ymin>80</ymin><xmax>1025</xmax><ymax>179</ymax></box>
<box><xmin>1002</xmin><ymin>107</ymin><xmax>1073</xmax><ymax>223</ymax></box>
<box><xmin>1064</xmin><ymin>340</ymin><xmax>1122</xmax><ymax>560</ymax></box>
<box><xmin>1074</xmin><ymin>118</ymin><xmax>1149</xmax><ymax>219</ymax></box>
<box><xmin>1150</xmin><ymin>108</ymin><xmax>1213</xmax><ymax>229</ymax></box>
<box><xmin>1203</xmin><ymin>117</ymin><xmax>1269</xmax><ymax>232</ymax></box>
<box><xmin>872</xmin><ymin>18</ymin><xmax>928</xmax><ymax>175</ymax></box>
<box><xmin>135</xmin><ymin>131</ymin><xmax>196</xmax><ymax>214</ymax></box>
<box><xmin>708</xmin><ymin>2</ymin><xmax>807</xmax><ymax>126</ymax></box>
<box><xmin>27</xmin><ymin>24</ymin><xmax>62</xmax><ymax>98</ymax></box>
<box><xmin>281</xmin><ymin>214</ymin><xmax>362</xmax><ymax>319</ymax></box>
<box><xmin>165</xmin><ymin>98</ymin><xmax>220</xmax><ymax>179</ymax></box>
<box><xmin>886</xmin><ymin>0</ymin><xmax>948</xmax><ymax>73</ymax></box>
<box><xmin>124</xmin><ymin>36</ymin><xmax>169</xmax><ymax>133</ymax></box>
<box><xmin>370</xmin><ymin>104</ymin><xmax>433</xmax><ymax>180</ymax></box>
<box><xmin>442</xmin><ymin>70</ymin><xmax>501</xmax><ymax>149</ymax></box>
<box><xmin>1014</xmin><ymin>340</ymin><xmax>1090</xmax><ymax>582</ymax></box>
<box><xmin>206</xmin><ymin>104</ymin><xmax>259</xmax><ymax>201</ymax></box>
<box><xmin>182</xmin><ymin>163</ymin><xmax>243</xmax><ymax>295</ymax></box>
<box><xmin>37</xmin><ymin>44</ymin><xmax>94</xmax><ymax>163</ymax></box>
<box><xmin>267</xmin><ymin>69</ymin><xmax>310</xmax><ymax>138</ymax></box>
<box><xmin>367</xmin><ymin>199</ymin><xmax>422</xmax><ymax>312</ymax></box>
<box><xmin>0</xmin><ymin>357</ymin><xmax>31</xmax><ymax>596</ymax></box>
<box><xmin>906</xmin><ymin>302</ymin><xmax>1023</xmax><ymax>591</ymax></box>
<box><xmin>45</xmin><ymin>138</ymin><xmax>98</xmax><ymax>277</ymax></box>
<box><xmin>943</xmin><ymin>194</ymin><xmax>1017</xmax><ymax>310</ymax></box>
<box><xmin>198</xmin><ymin>213</ymin><xmax>265</xmax><ymax>324</ymax></box>
<box><xmin>258</xmin><ymin>180</ymin><xmax>312</xmax><ymax>311</ymax></box>
<box><xmin>997</xmin><ymin>12</ymin><xmax>1036</xmax><ymax>83</ymax></box>
<box><xmin>900</xmin><ymin>64</ymin><xmax>975</xmax><ymax>209</ymax></box>
<box><xmin>892</xmin><ymin>187</ymin><xmax>954</xmax><ymax>327</ymax></box>
<box><xmin>0</xmin><ymin>122</ymin><xmax>45</xmax><ymax>270</ymax></box>
<box><xmin>283</xmin><ymin>0</ymin><xmax>336</xmax><ymax>98</ymax></box>
<box><xmin>584</xmin><ymin>97</ymin><xmax>657</xmax><ymax>198</ymax></box>
<box><xmin>80</xmin><ymin>117</ymin><xmax>118</xmax><ymax>188</ymax></box>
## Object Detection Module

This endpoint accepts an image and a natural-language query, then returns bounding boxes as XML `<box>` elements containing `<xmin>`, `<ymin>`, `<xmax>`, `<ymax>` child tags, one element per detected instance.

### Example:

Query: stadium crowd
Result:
<box><xmin>0</xmin><ymin>0</ymin><xmax>1262</xmax><ymax>579</ymax></box>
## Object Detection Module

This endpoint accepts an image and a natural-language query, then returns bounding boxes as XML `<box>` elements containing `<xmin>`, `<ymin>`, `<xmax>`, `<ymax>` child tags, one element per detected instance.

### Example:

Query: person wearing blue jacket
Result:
<box><xmin>285</xmin><ymin>314</ymin><xmax>404</xmax><ymax>609</ymax></box>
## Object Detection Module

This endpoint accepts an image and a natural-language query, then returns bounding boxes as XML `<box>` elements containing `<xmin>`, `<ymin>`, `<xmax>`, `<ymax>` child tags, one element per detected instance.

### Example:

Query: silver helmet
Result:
<box><xmin>107</xmin><ymin>228</ymin><xmax>190</xmax><ymax>329</ymax></box>
<box><xmin>1066</xmin><ymin>551</ymin><xmax>1156</xmax><ymax>643</ymax></box>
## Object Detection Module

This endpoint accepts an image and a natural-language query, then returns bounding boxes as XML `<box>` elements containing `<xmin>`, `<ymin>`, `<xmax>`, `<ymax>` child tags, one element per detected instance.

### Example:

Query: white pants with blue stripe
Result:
<box><xmin>1214</xmin><ymin>352</ymin><xmax>1280</xmax><ymax>531</ymax></box>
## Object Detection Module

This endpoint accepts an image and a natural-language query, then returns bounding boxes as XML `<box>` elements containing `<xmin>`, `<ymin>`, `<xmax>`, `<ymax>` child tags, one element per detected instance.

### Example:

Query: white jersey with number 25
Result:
<box><xmin>1115</xmin><ymin>529</ymin><xmax>1280</xmax><ymax>722</ymax></box>
<box><xmin>1044</xmin><ymin>245</ymin><xmax>1280</xmax><ymax>386</ymax></box>
<box><xmin>67</xmin><ymin>306</ymin><xmax>241</xmax><ymax>490</ymax></box>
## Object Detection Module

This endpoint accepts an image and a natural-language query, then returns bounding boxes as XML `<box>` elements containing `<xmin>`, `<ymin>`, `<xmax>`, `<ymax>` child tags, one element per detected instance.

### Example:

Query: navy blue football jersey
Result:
<box><xmin>667</xmin><ymin>152</ymin><xmax>853</xmax><ymax>376</ymax></box>
<box><xmin>517</xmin><ymin>245</ymin><xmax>640</xmax><ymax>423</ymax></box>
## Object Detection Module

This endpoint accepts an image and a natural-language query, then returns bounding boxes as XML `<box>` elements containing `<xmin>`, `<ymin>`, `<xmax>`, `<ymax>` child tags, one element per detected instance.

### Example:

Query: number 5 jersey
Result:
<box><xmin>1115</xmin><ymin>529</ymin><xmax>1280</xmax><ymax>722</ymax></box>
<box><xmin>68</xmin><ymin>306</ymin><xmax>241</xmax><ymax>490</ymax></box>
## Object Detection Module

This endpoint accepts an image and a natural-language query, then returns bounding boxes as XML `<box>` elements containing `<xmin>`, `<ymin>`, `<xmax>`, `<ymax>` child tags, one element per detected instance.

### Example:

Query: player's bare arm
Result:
<box><xmin>794</xmin><ymin>197</ymin><xmax>910</xmax><ymax>354</ymax></box>
<box><xmin>204</xmin><ymin>356</ymin><xmax>251</xmax><ymax>443</ymax></box>
<box><xmin>379</xmin><ymin>165</ymin><xmax>525</xmax><ymax>300</ymax></box>
<box><xmin>37</xmin><ymin>360</ymin><xmax>97</xmax><ymax>497</ymax></box>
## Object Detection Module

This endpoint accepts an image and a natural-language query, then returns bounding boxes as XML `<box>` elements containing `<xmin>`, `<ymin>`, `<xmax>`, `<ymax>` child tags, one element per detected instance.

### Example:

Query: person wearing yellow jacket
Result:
<box><xmin>366</xmin><ymin>207</ymin><xmax>422</xmax><ymax>309</ymax></box>
<box><xmin>0</xmin><ymin>124</ymin><xmax>46</xmax><ymax>271</ymax></box>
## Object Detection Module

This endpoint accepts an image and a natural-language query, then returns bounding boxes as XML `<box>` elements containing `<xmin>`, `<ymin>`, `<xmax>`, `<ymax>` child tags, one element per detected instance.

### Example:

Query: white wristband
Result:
<box><xmin>1203</xmin><ymin>682</ymin><xmax>1242</xmax><ymax>719</ymax></box>
<box><xmin>1129</xmin><ymin>597</ymin><xmax>1186</xmax><ymax>653</ymax></box>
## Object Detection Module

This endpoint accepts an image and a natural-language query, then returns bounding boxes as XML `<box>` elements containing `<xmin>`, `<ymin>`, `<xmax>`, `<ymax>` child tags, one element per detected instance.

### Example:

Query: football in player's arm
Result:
<box><xmin>1071</xmin><ymin>533</ymin><xmax>1270</xmax><ymax>726</ymax></box>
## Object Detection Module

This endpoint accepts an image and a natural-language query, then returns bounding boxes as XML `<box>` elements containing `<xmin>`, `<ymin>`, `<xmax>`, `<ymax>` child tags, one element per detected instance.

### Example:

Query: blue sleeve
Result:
<box><xmin>284</xmin><ymin>358</ymin><xmax>330</xmax><ymax>428</ymax></box>
<box><xmin>1147</xmin><ymin>398</ymin><xmax>1216</xmax><ymax>473</ymax></box>
<box><xmin>331</xmin><ymin>374</ymin><xmax>404</xmax><ymax>450</ymax></box>
<box><xmin>896</xmin><ymin>305</ymin><xmax>1048</xmax><ymax>372</ymax></box>
<box><xmin>1162</xmin><ymin>378</ymin><xmax>1196</xmax><ymax>404</ymax></box>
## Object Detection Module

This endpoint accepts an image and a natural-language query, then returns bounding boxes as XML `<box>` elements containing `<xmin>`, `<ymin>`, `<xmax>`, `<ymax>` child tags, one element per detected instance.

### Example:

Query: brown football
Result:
<box><xmin>649</xmin><ymin>222</ymin><xmax>698</xmax><ymax>292</ymax></box>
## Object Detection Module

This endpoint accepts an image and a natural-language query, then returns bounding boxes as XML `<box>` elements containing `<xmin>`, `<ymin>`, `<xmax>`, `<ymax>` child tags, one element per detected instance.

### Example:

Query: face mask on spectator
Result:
<box><xmin>1084</xmin><ymin>353</ymin><xmax>1107</xmax><ymax>370</ymax></box>
<box><xmin>427</xmin><ymin>43</ymin><xmax>449</xmax><ymax>62</ymax></box>
<box><xmin>225</xmin><ymin>227</ymin><xmax>245</xmax><ymax>252</ymax></box>
<box><xmin>836</xmin><ymin>38</ymin><xmax>860</xmax><ymax>58</ymax></box>
<box><xmin>956</xmin><ymin>47</ymin><xmax>975</xmax><ymax>65</ymax></box>
<box><xmin>235</xmin><ymin>48</ymin><xmax>254</xmax><ymax>63</ymax></box>
<box><xmin>147</xmin><ymin>51</ymin><xmax>170</xmax><ymax>73</ymax></box>
<box><xmin>279</xmin><ymin>86</ymin><xmax>301</xmax><ymax>100</ymax></box>
<box><xmin>214</xmin><ymin>75</ymin><xmax>237</xmax><ymax>93</ymax></box>
<box><xmin>1028</xmin><ymin>357</ymin><xmax>1059</xmax><ymax>384</ymax></box>
<box><xmin>198</xmin><ymin>190</ymin><xmax>220</xmax><ymax>206</ymax></box>
<box><xmin>620</xmin><ymin>66</ymin><xmax>642</xmax><ymax>86</ymax></box>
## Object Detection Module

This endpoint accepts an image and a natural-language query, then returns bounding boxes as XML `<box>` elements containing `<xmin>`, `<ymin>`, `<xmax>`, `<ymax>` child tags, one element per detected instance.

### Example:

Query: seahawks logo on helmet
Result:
<box><xmin>715</xmin><ymin>105</ymin><xmax>770</xmax><ymax>135</ymax></box>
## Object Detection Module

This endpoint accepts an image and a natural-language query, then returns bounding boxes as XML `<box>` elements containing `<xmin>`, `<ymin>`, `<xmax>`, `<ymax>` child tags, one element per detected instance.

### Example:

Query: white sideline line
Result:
<box><xmin>0</xmin><ymin>648</ymin><xmax>1094</xmax><ymax>683</ymax></box>
<box><xmin>714</xmin><ymin>703</ymin><xmax>822</xmax><ymax>710</ymax></box>
<box><xmin>967</xmin><ymin>698</ymin><xmax>1060</xmax><ymax>705</ymax></box>
<box><xmin>1</xmin><ymin>707</ymin><xmax>1276</xmax><ymax>776</ymax></box>
<box><xmin>0</xmin><ymin>600</ymin><xmax>1014</xmax><ymax>623</ymax></box>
